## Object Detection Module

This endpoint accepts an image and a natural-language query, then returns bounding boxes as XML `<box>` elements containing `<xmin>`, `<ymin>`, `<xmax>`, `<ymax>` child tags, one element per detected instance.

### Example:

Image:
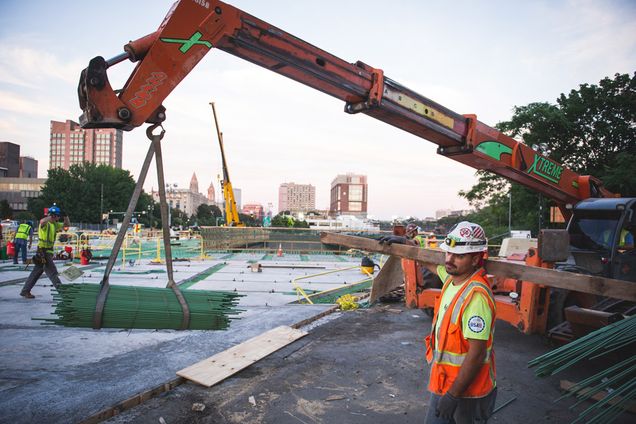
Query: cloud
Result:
<box><xmin>0</xmin><ymin>44</ymin><xmax>83</xmax><ymax>88</ymax></box>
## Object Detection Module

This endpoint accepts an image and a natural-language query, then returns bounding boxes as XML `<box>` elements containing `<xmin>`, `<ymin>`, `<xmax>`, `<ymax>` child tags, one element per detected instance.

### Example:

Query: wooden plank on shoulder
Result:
<box><xmin>177</xmin><ymin>326</ymin><xmax>307</xmax><ymax>387</ymax></box>
<box><xmin>320</xmin><ymin>232</ymin><xmax>636</xmax><ymax>302</ymax></box>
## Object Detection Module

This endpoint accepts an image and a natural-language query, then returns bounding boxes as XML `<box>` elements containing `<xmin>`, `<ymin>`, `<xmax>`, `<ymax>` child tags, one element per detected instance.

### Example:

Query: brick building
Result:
<box><xmin>329</xmin><ymin>173</ymin><xmax>368</xmax><ymax>218</ymax></box>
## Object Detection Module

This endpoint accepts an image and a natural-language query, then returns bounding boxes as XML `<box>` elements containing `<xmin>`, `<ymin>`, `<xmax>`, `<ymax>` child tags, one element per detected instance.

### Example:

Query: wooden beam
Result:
<box><xmin>320</xmin><ymin>233</ymin><xmax>636</xmax><ymax>302</ymax></box>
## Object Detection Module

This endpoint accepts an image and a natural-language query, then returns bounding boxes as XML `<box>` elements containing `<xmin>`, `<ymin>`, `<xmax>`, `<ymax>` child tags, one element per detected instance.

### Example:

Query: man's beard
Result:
<box><xmin>445</xmin><ymin>263</ymin><xmax>459</xmax><ymax>275</ymax></box>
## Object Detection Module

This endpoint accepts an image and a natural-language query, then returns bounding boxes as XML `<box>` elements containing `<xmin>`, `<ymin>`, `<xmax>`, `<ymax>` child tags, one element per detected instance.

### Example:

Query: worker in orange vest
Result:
<box><xmin>381</xmin><ymin>221</ymin><xmax>497</xmax><ymax>422</ymax></box>
<box><xmin>425</xmin><ymin>221</ymin><xmax>496</xmax><ymax>423</ymax></box>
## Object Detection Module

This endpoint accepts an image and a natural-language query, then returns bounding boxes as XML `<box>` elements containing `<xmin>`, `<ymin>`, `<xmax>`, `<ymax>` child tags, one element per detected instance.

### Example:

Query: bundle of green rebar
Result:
<box><xmin>528</xmin><ymin>315</ymin><xmax>636</xmax><ymax>424</ymax></box>
<box><xmin>37</xmin><ymin>283</ymin><xmax>244</xmax><ymax>330</ymax></box>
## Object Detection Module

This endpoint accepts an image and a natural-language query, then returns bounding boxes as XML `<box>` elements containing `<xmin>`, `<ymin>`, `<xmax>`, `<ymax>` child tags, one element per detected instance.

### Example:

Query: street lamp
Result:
<box><xmin>146</xmin><ymin>204</ymin><xmax>155</xmax><ymax>228</ymax></box>
<box><xmin>166</xmin><ymin>183</ymin><xmax>178</xmax><ymax>228</ymax></box>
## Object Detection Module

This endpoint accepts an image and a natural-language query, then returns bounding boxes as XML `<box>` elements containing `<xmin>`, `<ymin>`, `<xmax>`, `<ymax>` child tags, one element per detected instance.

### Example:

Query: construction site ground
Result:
<box><xmin>0</xmin><ymin>255</ymin><xmax>632</xmax><ymax>424</ymax></box>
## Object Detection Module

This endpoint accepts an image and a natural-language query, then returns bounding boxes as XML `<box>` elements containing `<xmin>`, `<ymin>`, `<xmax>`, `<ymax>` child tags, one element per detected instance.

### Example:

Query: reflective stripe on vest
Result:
<box><xmin>38</xmin><ymin>222</ymin><xmax>57</xmax><ymax>250</ymax></box>
<box><xmin>434</xmin><ymin>347</ymin><xmax>493</xmax><ymax>366</ymax></box>
<box><xmin>15</xmin><ymin>224</ymin><xmax>31</xmax><ymax>240</ymax></box>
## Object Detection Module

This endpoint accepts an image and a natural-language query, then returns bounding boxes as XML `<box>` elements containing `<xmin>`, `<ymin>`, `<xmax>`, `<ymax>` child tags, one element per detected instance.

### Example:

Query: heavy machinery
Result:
<box><xmin>76</xmin><ymin>0</ymin><xmax>634</xmax><ymax>333</ymax></box>
<box><xmin>210</xmin><ymin>102</ymin><xmax>243</xmax><ymax>227</ymax></box>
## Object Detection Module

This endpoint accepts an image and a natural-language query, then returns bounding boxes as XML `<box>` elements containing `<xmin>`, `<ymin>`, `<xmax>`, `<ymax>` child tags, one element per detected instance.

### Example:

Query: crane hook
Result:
<box><xmin>146</xmin><ymin>123</ymin><xmax>165</xmax><ymax>141</ymax></box>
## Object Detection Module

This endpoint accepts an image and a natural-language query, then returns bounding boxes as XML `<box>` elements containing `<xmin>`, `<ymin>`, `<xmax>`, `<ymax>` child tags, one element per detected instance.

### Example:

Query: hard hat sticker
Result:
<box><xmin>468</xmin><ymin>316</ymin><xmax>486</xmax><ymax>333</ymax></box>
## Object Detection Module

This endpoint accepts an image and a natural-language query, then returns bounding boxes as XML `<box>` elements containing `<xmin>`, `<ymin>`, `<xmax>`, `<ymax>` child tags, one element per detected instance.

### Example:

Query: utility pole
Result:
<box><xmin>508</xmin><ymin>188</ymin><xmax>512</xmax><ymax>235</ymax></box>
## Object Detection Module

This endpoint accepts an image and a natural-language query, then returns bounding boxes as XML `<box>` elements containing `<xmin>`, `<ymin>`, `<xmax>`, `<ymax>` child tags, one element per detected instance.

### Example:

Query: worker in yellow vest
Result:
<box><xmin>405</xmin><ymin>223</ymin><xmax>426</xmax><ymax>247</ymax></box>
<box><xmin>20</xmin><ymin>204</ymin><xmax>70</xmax><ymax>299</ymax></box>
<box><xmin>422</xmin><ymin>221</ymin><xmax>496</xmax><ymax>423</ymax></box>
<box><xmin>13</xmin><ymin>220</ymin><xmax>34</xmax><ymax>265</ymax></box>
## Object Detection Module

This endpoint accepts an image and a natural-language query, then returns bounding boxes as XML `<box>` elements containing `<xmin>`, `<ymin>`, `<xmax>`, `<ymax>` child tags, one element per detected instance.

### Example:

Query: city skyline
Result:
<box><xmin>1</xmin><ymin>1</ymin><xmax>634</xmax><ymax>219</ymax></box>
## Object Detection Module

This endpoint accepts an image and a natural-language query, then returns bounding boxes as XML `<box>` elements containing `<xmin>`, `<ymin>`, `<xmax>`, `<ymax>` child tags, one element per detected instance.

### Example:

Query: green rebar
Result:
<box><xmin>36</xmin><ymin>283</ymin><xmax>243</xmax><ymax>330</ymax></box>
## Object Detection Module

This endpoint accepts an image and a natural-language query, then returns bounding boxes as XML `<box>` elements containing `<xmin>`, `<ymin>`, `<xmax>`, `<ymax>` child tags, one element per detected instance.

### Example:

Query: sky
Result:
<box><xmin>0</xmin><ymin>0</ymin><xmax>634</xmax><ymax>220</ymax></box>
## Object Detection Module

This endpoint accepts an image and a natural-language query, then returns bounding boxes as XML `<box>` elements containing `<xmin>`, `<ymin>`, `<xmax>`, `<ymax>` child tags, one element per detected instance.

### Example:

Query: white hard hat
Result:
<box><xmin>440</xmin><ymin>221</ymin><xmax>488</xmax><ymax>254</ymax></box>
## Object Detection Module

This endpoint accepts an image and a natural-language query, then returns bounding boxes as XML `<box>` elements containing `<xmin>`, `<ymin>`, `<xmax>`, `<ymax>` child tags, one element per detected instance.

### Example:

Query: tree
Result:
<box><xmin>195</xmin><ymin>204</ymin><xmax>223</xmax><ymax>226</ymax></box>
<box><xmin>30</xmin><ymin>162</ymin><xmax>152</xmax><ymax>223</ymax></box>
<box><xmin>238</xmin><ymin>213</ymin><xmax>261</xmax><ymax>227</ymax></box>
<box><xmin>460</xmin><ymin>72</ymin><xmax>636</xmax><ymax>236</ymax></box>
<box><xmin>271</xmin><ymin>213</ymin><xmax>293</xmax><ymax>228</ymax></box>
<box><xmin>0</xmin><ymin>200</ymin><xmax>11</xmax><ymax>219</ymax></box>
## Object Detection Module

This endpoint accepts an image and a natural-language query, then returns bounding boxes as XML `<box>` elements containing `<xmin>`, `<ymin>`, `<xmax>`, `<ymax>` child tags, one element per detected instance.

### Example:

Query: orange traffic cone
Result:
<box><xmin>277</xmin><ymin>243</ymin><xmax>283</xmax><ymax>257</ymax></box>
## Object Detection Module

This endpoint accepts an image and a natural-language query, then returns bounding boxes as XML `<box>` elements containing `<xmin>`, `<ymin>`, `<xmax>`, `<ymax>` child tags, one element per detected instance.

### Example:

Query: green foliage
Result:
<box><xmin>195</xmin><ymin>204</ymin><xmax>223</xmax><ymax>226</ymax></box>
<box><xmin>13</xmin><ymin>211</ymin><xmax>35</xmax><ymax>222</ymax></box>
<box><xmin>0</xmin><ymin>200</ymin><xmax>11</xmax><ymax>219</ymax></box>
<box><xmin>238</xmin><ymin>213</ymin><xmax>261</xmax><ymax>227</ymax></box>
<box><xmin>30</xmin><ymin>162</ymin><xmax>151</xmax><ymax>223</ymax></box>
<box><xmin>271</xmin><ymin>214</ymin><xmax>293</xmax><ymax>227</ymax></box>
<box><xmin>461</xmin><ymin>72</ymin><xmax>636</xmax><ymax>236</ymax></box>
<box><xmin>270</xmin><ymin>213</ymin><xmax>308</xmax><ymax>228</ymax></box>
<box><xmin>293</xmin><ymin>219</ymin><xmax>309</xmax><ymax>228</ymax></box>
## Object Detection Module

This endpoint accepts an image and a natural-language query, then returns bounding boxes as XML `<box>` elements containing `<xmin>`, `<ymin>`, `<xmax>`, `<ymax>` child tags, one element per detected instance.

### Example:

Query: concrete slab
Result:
<box><xmin>102</xmin><ymin>304</ymin><xmax>634</xmax><ymax>424</ymax></box>
<box><xmin>0</xmin><ymin>257</ymin><xmax>351</xmax><ymax>424</ymax></box>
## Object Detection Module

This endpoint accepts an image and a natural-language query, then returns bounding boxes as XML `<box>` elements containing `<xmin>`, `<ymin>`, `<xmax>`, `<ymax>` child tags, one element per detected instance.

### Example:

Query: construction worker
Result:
<box><xmin>405</xmin><ymin>223</ymin><xmax>426</xmax><ymax>247</ymax></box>
<box><xmin>20</xmin><ymin>205</ymin><xmax>70</xmax><ymax>299</ymax></box>
<box><xmin>13</xmin><ymin>220</ymin><xmax>34</xmax><ymax>265</ymax></box>
<box><xmin>381</xmin><ymin>221</ymin><xmax>497</xmax><ymax>423</ymax></box>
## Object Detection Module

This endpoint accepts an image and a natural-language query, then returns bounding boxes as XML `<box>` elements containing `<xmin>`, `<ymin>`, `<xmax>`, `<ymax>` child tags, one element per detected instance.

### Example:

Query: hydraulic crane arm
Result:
<box><xmin>77</xmin><ymin>0</ymin><xmax>614</xmax><ymax>210</ymax></box>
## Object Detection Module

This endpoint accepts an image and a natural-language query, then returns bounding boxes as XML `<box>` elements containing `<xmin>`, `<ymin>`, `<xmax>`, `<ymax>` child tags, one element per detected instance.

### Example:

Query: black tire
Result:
<box><xmin>547</xmin><ymin>265</ymin><xmax>592</xmax><ymax>329</ymax></box>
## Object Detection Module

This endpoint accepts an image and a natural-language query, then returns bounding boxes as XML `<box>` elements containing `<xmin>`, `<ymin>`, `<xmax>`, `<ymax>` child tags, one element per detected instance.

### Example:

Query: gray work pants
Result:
<box><xmin>425</xmin><ymin>387</ymin><xmax>497</xmax><ymax>424</ymax></box>
<box><xmin>21</xmin><ymin>251</ymin><xmax>62</xmax><ymax>294</ymax></box>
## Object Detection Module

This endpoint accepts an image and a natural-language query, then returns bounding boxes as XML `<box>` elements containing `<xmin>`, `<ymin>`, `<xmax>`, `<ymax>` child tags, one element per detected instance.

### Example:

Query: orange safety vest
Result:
<box><xmin>425</xmin><ymin>268</ymin><xmax>496</xmax><ymax>397</ymax></box>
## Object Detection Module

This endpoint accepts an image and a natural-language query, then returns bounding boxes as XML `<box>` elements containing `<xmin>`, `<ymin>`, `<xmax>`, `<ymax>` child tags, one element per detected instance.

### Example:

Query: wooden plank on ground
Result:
<box><xmin>177</xmin><ymin>326</ymin><xmax>307</xmax><ymax>387</ymax></box>
<box><xmin>369</xmin><ymin>256</ymin><xmax>404</xmax><ymax>303</ymax></box>
<box><xmin>320</xmin><ymin>233</ymin><xmax>636</xmax><ymax>302</ymax></box>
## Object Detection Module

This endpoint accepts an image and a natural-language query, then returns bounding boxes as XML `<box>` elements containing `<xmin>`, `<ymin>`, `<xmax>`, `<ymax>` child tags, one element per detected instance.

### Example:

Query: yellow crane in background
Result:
<box><xmin>210</xmin><ymin>102</ymin><xmax>244</xmax><ymax>227</ymax></box>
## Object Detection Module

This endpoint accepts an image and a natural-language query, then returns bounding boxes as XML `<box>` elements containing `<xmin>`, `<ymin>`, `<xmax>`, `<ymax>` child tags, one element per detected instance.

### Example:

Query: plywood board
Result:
<box><xmin>177</xmin><ymin>326</ymin><xmax>307</xmax><ymax>387</ymax></box>
<box><xmin>369</xmin><ymin>256</ymin><xmax>404</xmax><ymax>303</ymax></box>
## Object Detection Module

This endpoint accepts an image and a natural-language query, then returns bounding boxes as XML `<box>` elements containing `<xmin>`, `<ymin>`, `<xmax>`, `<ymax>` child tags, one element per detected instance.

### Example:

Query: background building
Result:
<box><xmin>278</xmin><ymin>182</ymin><xmax>315</xmax><ymax>214</ymax></box>
<box><xmin>242</xmin><ymin>203</ymin><xmax>264</xmax><ymax>220</ymax></box>
<box><xmin>152</xmin><ymin>173</ymin><xmax>208</xmax><ymax>217</ymax></box>
<box><xmin>207</xmin><ymin>181</ymin><xmax>216</xmax><ymax>206</ymax></box>
<box><xmin>19</xmin><ymin>157</ymin><xmax>38</xmax><ymax>178</ymax></box>
<box><xmin>0</xmin><ymin>177</ymin><xmax>47</xmax><ymax>211</ymax></box>
<box><xmin>0</xmin><ymin>142</ymin><xmax>20</xmax><ymax>177</ymax></box>
<box><xmin>329</xmin><ymin>173</ymin><xmax>367</xmax><ymax>218</ymax></box>
<box><xmin>1</xmin><ymin>142</ymin><xmax>39</xmax><ymax>178</ymax></box>
<box><xmin>49</xmin><ymin>120</ymin><xmax>123</xmax><ymax>170</ymax></box>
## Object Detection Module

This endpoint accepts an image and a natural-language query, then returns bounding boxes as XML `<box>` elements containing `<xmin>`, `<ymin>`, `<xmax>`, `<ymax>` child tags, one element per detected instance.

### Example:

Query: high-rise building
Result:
<box><xmin>278</xmin><ymin>182</ymin><xmax>316</xmax><ymax>214</ymax></box>
<box><xmin>329</xmin><ymin>173</ymin><xmax>368</xmax><ymax>218</ymax></box>
<box><xmin>49</xmin><ymin>120</ymin><xmax>123</xmax><ymax>170</ymax></box>
<box><xmin>0</xmin><ymin>142</ymin><xmax>20</xmax><ymax>177</ymax></box>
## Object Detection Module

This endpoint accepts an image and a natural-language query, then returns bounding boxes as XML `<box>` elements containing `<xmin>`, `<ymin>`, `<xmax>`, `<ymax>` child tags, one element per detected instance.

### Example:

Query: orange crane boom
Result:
<box><xmin>77</xmin><ymin>0</ymin><xmax>614</xmax><ymax>212</ymax></box>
